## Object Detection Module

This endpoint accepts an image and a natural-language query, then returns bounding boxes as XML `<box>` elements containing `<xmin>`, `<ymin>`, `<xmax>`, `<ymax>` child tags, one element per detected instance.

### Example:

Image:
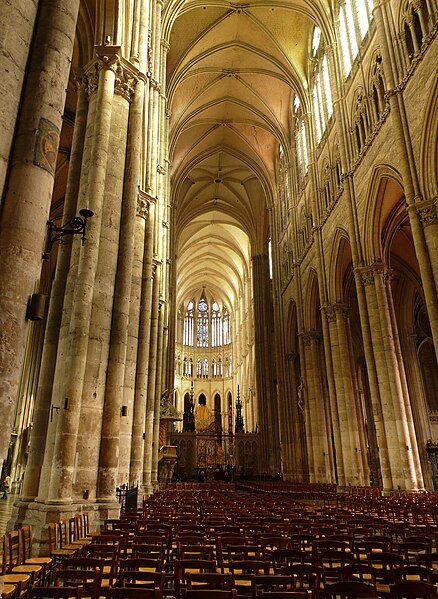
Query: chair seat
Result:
<box><xmin>1</xmin><ymin>583</ymin><xmax>17</xmax><ymax>598</ymax></box>
<box><xmin>51</xmin><ymin>549</ymin><xmax>77</xmax><ymax>557</ymax></box>
<box><xmin>1</xmin><ymin>574</ymin><xmax>31</xmax><ymax>584</ymax></box>
<box><xmin>25</xmin><ymin>557</ymin><xmax>52</xmax><ymax>565</ymax></box>
<box><xmin>12</xmin><ymin>565</ymin><xmax>43</xmax><ymax>574</ymax></box>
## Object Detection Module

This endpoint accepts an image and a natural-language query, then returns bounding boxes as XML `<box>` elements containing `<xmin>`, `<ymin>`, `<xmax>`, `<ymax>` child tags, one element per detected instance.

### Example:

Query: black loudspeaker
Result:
<box><xmin>27</xmin><ymin>293</ymin><xmax>47</xmax><ymax>321</ymax></box>
<box><xmin>121</xmin><ymin>405</ymin><xmax>128</xmax><ymax>417</ymax></box>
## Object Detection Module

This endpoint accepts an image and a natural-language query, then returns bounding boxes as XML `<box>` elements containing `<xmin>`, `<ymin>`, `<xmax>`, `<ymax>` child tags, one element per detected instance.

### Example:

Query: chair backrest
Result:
<box><xmin>48</xmin><ymin>523</ymin><xmax>58</xmax><ymax>553</ymax></box>
<box><xmin>251</xmin><ymin>574</ymin><xmax>296</xmax><ymax>594</ymax></box>
<box><xmin>340</xmin><ymin>564</ymin><xmax>377</xmax><ymax>585</ymax></box>
<box><xmin>21</xmin><ymin>525</ymin><xmax>33</xmax><ymax>561</ymax></box>
<box><xmin>30</xmin><ymin>586</ymin><xmax>84</xmax><ymax>599</ymax></box>
<box><xmin>279</xmin><ymin>564</ymin><xmax>322</xmax><ymax>590</ymax></box>
<box><xmin>256</xmin><ymin>592</ymin><xmax>310</xmax><ymax>598</ymax></box>
<box><xmin>394</xmin><ymin>566</ymin><xmax>434</xmax><ymax>583</ymax></box>
<box><xmin>58</xmin><ymin>521</ymin><xmax>69</xmax><ymax>548</ymax></box>
<box><xmin>116</xmin><ymin>571</ymin><xmax>165</xmax><ymax>592</ymax></box>
<box><xmin>390</xmin><ymin>581</ymin><xmax>437</xmax><ymax>599</ymax></box>
<box><xmin>325</xmin><ymin>581</ymin><xmax>377</xmax><ymax>598</ymax></box>
<box><xmin>120</xmin><ymin>557</ymin><xmax>163</xmax><ymax>572</ymax></box>
<box><xmin>185</xmin><ymin>572</ymin><xmax>233</xmax><ymax>590</ymax></box>
<box><xmin>55</xmin><ymin>567</ymin><xmax>102</xmax><ymax>599</ymax></box>
<box><xmin>107</xmin><ymin>589</ymin><xmax>161</xmax><ymax>599</ymax></box>
<box><xmin>181</xmin><ymin>591</ymin><xmax>237</xmax><ymax>599</ymax></box>
<box><xmin>8</xmin><ymin>530</ymin><xmax>22</xmax><ymax>568</ymax></box>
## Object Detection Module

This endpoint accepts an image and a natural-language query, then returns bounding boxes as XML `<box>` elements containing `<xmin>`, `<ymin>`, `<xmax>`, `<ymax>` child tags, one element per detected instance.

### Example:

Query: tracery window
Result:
<box><xmin>402</xmin><ymin>0</ymin><xmax>430</xmax><ymax>61</ymax></box>
<box><xmin>311</xmin><ymin>29</ymin><xmax>334</xmax><ymax>144</ymax></box>
<box><xmin>212</xmin><ymin>302</ymin><xmax>222</xmax><ymax>347</ymax></box>
<box><xmin>202</xmin><ymin>358</ymin><xmax>209</xmax><ymax>378</ymax></box>
<box><xmin>196</xmin><ymin>358</ymin><xmax>202</xmax><ymax>378</ymax></box>
<box><xmin>352</xmin><ymin>91</ymin><xmax>369</xmax><ymax>153</ymax></box>
<box><xmin>293</xmin><ymin>96</ymin><xmax>309</xmax><ymax>182</ymax></box>
<box><xmin>338</xmin><ymin>0</ymin><xmax>373</xmax><ymax>77</ymax></box>
<box><xmin>184</xmin><ymin>301</ymin><xmax>194</xmax><ymax>346</ymax></box>
<box><xmin>197</xmin><ymin>296</ymin><xmax>209</xmax><ymax>348</ymax></box>
<box><xmin>223</xmin><ymin>309</ymin><xmax>230</xmax><ymax>345</ymax></box>
<box><xmin>320</xmin><ymin>161</ymin><xmax>332</xmax><ymax>212</ymax></box>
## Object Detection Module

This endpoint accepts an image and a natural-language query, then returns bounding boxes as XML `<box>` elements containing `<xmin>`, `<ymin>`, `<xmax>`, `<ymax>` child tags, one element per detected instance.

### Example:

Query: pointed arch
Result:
<box><xmin>420</xmin><ymin>77</ymin><xmax>438</xmax><ymax>201</ymax></box>
<box><xmin>328</xmin><ymin>227</ymin><xmax>351</xmax><ymax>303</ymax></box>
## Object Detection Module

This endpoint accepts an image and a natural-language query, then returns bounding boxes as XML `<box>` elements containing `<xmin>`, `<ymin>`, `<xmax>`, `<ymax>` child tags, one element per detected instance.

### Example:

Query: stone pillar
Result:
<box><xmin>97</xmin><ymin>75</ymin><xmax>144</xmax><ymax>502</ymax></box>
<box><xmin>0</xmin><ymin>0</ymin><xmax>38</xmax><ymax>202</ymax></box>
<box><xmin>324</xmin><ymin>306</ymin><xmax>353</xmax><ymax>484</ymax></box>
<box><xmin>129</xmin><ymin>199</ymin><xmax>155</xmax><ymax>487</ymax></box>
<box><xmin>20</xmin><ymin>76</ymin><xmax>89</xmax><ymax>501</ymax></box>
<box><xmin>151</xmin><ymin>299</ymin><xmax>166</xmax><ymax>489</ymax></box>
<box><xmin>142</xmin><ymin>260</ymin><xmax>161</xmax><ymax>494</ymax></box>
<box><xmin>321</xmin><ymin>307</ymin><xmax>345</xmax><ymax>486</ymax></box>
<box><xmin>42</xmin><ymin>50</ymin><xmax>117</xmax><ymax>503</ymax></box>
<box><xmin>252</xmin><ymin>253</ymin><xmax>281</xmax><ymax>474</ymax></box>
<box><xmin>417</xmin><ymin>203</ymin><xmax>438</xmax><ymax>292</ymax></box>
<box><xmin>359</xmin><ymin>265</ymin><xmax>419</xmax><ymax>489</ymax></box>
<box><xmin>118</xmin><ymin>204</ymin><xmax>145</xmax><ymax>486</ymax></box>
<box><xmin>73</xmin><ymin>64</ymin><xmax>133</xmax><ymax>502</ymax></box>
<box><xmin>0</xmin><ymin>0</ymin><xmax>80</xmax><ymax>464</ymax></box>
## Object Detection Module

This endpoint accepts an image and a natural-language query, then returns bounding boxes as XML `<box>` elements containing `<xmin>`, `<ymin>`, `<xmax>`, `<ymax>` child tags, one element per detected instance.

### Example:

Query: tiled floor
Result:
<box><xmin>0</xmin><ymin>494</ymin><xmax>16</xmax><ymax>535</ymax></box>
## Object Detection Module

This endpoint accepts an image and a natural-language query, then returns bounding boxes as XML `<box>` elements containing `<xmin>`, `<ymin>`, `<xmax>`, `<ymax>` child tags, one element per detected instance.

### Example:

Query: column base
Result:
<box><xmin>8</xmin><ymin>499</ymin><xmax>101</xmax><ymax>556</ymax></box>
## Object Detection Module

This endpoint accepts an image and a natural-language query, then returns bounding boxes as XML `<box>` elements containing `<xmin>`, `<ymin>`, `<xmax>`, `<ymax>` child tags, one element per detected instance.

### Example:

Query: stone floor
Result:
<box><xmin>0</xmin><ymin>494</ymin><xmax>16</xmax><ymax>535</ymax></box>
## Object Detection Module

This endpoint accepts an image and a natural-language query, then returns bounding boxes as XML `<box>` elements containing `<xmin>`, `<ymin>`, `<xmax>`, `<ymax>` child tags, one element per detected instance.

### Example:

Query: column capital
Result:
<box><xmin>139</xmin><ymin>189</ymin><xmax>157</xmax><ymax>204</ymax></box>
<box><xmin>355</xmin><ymin>263</ymin><xmax>386</xmax><ymax>285</ymax></box>
<box><xmin>321</xmin><ymin>303</ymin><xmax>350</xmax><ymax>322</ymax></box>
<box><xmin>300</xmin><ymin>330</ymin><xmax>321</xmax><ymax>346</ymax></box>
<box><xmin>417</xmin><ymin>201</ymin><xmax>438</xmax><ymax>227</ymax></box>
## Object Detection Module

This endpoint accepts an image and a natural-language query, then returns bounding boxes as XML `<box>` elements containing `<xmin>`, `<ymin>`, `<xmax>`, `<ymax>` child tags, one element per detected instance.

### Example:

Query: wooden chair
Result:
<box><xmin>181</xmin><ymin>591</ymin><xmax>237</xmax><ymax>599</ymax></box>
<box><xmin>340</xmin><ymin>564</ymin><xmax>377</xmax><ymax>587</ymax></box>
<box><xmin>54</xmin><ymin>567</ymin><xmax>102</xmax><ymax>599</ymax></box>
<box><xmin>393</xmin><ymin>566</ymin><xmax>435</xmax><ymax>583</ymax></box>
<box><xmin>48</xmin><ymin>524</ymin><xmax>77</xmax><ymax>560</ymax></box>
<box><xmin>255</xmin><ymin>593</ymin><xmax>311</xmax><ymax>599</ymax></box>
<box><xmin>3</xmin><ymin>531</ymin><xmax>44</xmax><ymax>584</ymax></box>
<box><xmin>279</xmin><ymin>564</ymin><xmax>322</xmax><ymax>598</ymax></box>
<box><xmin>228</xmin><ymin>560</ymin><xmax>270</xmax><ymax>595</ymax></box>
<box><xmin>119</xmin><ymin>557</ymin><xmax>163</xmax><ymax>573</ymax></box>
<box><xmin>185</xmin><ymin>572</ymin><xmax>234</xmax><ymax>590</ymax></box>
<box><xmin>324</xmin><ymin>581</ymin><xmax>377</xmax><ymax>598</ymax></box>
<box><xmin>251</xmin><ymin>574</ymin><xmax>296</xmax><ymax>595</ymax></box>
<box><xmin>106</xmin><ymin>589</ymin><xmax>162</xmax><ymax>599</ymax></box>
<box><xmin>174</xmin><ymin>559</ymin><xmax>216</xmax><ymax>597</ymax></box>
<box><xmin>389</xmin><ymin>581</ymin><xmax>437</xmax><ymax>599</ymax></box>
<box><xmin>29</xmin><ymin>587</ymin><xmax>84</xmax><ymax>599</ymax></box>
<box><xmin>272</xmin><ymin>550</ymin><xmax>313</xmax><ymax>572</ymax></box>
<box><xmin>115</xmin><ymin>570</ymin><xmax>165</xmax><ymax>593</ymax></box>
<box><xmin>20</xmin><ymin>525</ymin><xmax>53</xmax><ymax>582</ymax></box>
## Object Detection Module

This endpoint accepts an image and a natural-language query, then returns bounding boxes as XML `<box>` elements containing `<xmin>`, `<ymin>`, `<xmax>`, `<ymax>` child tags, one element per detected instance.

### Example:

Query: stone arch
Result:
<box><xmin>328</xmin><ymin>227</ymin><xmax>351</xmax><ymax>303</ymax></box>
<box><xmin>305</xmin><ymin>270</ymin><xmax>321</xmax><ymax>331</ymax></box>
<box><xmin>419</xmin><ymin>77</ymin><xmax>438</xmax><ymax>201</ymax></box>
<box><xmin>363</xmin><ymin>164</ymin><xmax>405</xmax><ymax>264</ymax></box>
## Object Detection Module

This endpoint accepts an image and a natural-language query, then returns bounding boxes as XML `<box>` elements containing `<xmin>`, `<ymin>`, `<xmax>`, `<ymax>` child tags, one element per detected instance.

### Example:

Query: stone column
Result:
<box><xmin>97</xmin><ymin>75</ymin><xmax>144</xmax><ymax>501</ymax></box>
<box><xmin>0</xmin><ymin>0</ymin><xmax>80</xmax><ymax>464</ymax></box>
<box><xmin>321</xmin><ymin>307</ymin><xmax>345</xmax><ymax>486</ymax></box>
<box><xmin>0</xmin><ymin>0</ymin><xmax>38</xmax><ymax>202</ymax></box>
<box><xmin>252</xmin><ymin>253</ymin><xmax>281</xmax><ymax>474</ymax></box>
<box><xmin>142</xmin><ymin>260</ymin><xmax>161</xmax><ymax>494</ymax></box>
<box><xmin>129</xmin><ymin>199</ymin><xmax>156</xmax><ymax>486</ymax></box>
<box><xmin>43</xmin><ymin>50</ymin><xmax>117</xmax><ymax>503</ymax></box>
<box><xmin>417</xmin><ymin>203</ymin><xmax>438</xmax><ymax>291</ymax></box>
<box><xmin>301</xmin><ymin>332</ymin><xmax>330</xmax><ymax>483</ymax></box>
<box><xmin>359</xmin><ymin>265</ymin><xmax>417</xmax><ymax>489</ymax></box>
<box><xmin>335</xmin><ymin>306</ymin><xmax>367</xmax><ymax>485</ymax></box>
<box><xmin>20</xmin><ymin>76</ymin><xmax>89</xmax><ymax>501</ymax></box>
<box><xmin>151</xmin><ymin>299</ymin><xmax>166</xmax><ymax>489</ymax></box>
<box><xmin>119</xmin><ymin>203</ymin><xmax>146</xmax><ymax>486</ymax></box>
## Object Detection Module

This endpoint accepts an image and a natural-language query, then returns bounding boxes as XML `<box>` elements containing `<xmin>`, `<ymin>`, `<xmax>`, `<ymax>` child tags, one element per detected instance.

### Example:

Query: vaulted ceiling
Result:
<box><xmin>165</xmin><ymin>0</ymin><xmax>326</xmax><ymax>308</ymax></box>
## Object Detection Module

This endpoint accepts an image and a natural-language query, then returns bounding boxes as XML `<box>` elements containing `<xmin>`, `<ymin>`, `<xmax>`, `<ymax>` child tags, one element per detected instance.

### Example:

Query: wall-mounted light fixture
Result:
<box><xmin>43</xmin><ymin>208</ymin><xmax>94</xmax><ymax>260</ymax></box>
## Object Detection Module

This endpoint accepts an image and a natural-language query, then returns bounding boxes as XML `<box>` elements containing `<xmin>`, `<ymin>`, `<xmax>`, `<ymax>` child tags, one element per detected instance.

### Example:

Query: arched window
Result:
<box><xmin>402</xmin><ymin>0</ymin><xmax>429</xmax><ymax>61</ymax></box>
<box><xmin>338</xmin><ymin>0</ymin><xmax>373</xmax><ymax>77</ymax></box>
<box><xmin>212</xmin><ymin>302</ymin><xmax>222</xmax><ymax>347</ymax></box>
<box><xmin>189</xmin><ymin>358</ymin><xmax>193</xmax><ymax>378</ymax></box>
<box><xmin>218</xmin><ymin>358</ymin><xmax>223</xmax><ymax>377</ymax></box>
<box><xmin>212</xmin><ymin>358</ymin><xmax>217</xmax><ymax>377</ymax></box>
<box><xmin>294</xmin><ymin>96</ymin><xmax>309</xmax><ymax>182</ymax></box>
<box><xmin>196</xmin><ymin>358</ymin><xmax>202</xmax><ymax>378</ymax></box>
<box><xmin>197</xmin><ymin>295</ymin><xmax>209</xmax><ymax>348</ymax></box>
<box><xmin>183</xmin><ymin>357</ymin><xmax>188</xmax><ymax>376</ymax></box>
<box><xmin>223</xmin><ymin>309</ymin><xmax>230</xmax><ymax>345</ymax></box>
<box><xmin>202</xmin><ymin>358</ymin><xmax>209</xmax><ymax>378</ymax></box>
<box><xmin>311</xmin><ymin>29</ymin><xmax>334</xmax><ymax>145</ymax></box>
<box><xmin>352</xmin><ymin>91</ymin><xmax>369</xmax><ymax>153</ymax></box>
<box><xmin>183</xmin><ymin>301</ymin><xmax>194</xmax><ymax>346</ymax></box>
<box><xmin>320</xmin><ymin>161</ymin><xmax>332</xmax><ymax>212</ymax></box>
<box><xmin>333</xmin><ymin>146</ymin><xmax>343</xmax><ymax>191</ymax></box>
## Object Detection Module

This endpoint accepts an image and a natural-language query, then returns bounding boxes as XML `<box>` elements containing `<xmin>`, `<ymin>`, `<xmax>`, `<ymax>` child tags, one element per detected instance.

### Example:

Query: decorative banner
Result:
<box><xmin>34</xmin><ymin>117</ymin><xmax>59</xmax><ymax>176</ymax></box>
